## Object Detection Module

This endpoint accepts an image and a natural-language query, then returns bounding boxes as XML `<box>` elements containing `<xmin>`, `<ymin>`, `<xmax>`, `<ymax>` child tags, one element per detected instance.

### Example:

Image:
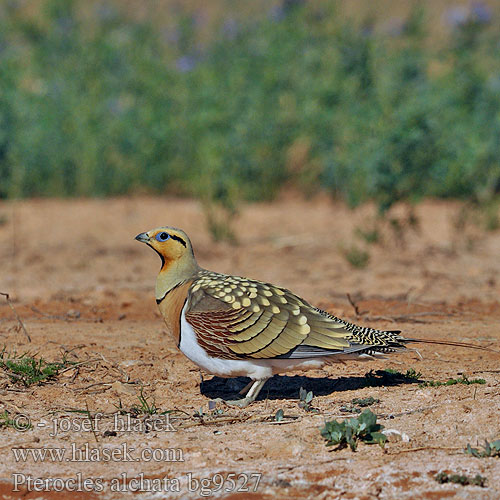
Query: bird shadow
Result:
<box><xmin>200</xmin><ymin>370</ymin><xmax>422</xmax><ymax>401</ymax></box>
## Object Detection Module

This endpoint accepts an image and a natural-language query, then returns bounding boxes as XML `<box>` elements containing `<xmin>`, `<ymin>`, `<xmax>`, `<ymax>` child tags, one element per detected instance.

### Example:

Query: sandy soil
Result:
<box><xmin>0</xmin><ymin>195</ymin><xmax>499</xmax><ymax>499</ymax></box>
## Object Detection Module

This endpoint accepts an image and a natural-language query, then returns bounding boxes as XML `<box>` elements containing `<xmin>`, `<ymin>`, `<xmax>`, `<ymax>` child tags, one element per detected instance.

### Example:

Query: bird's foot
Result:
<box><xmin>211</xmin><ymin>379</ymin><xmax>268</xmax><ymax>409</ymax></box>
<box><xmin>212</xmin><ymin>397</ymin><xmax>253</xmax><ymax>408</ymax></box>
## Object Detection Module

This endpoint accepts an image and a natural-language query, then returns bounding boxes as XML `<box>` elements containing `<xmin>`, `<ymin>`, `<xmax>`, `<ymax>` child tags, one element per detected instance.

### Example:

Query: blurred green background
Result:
<box><xmin>1</xmin><ymin>0</ymin><xmax>500</xmax><ymax>216</ymax></box>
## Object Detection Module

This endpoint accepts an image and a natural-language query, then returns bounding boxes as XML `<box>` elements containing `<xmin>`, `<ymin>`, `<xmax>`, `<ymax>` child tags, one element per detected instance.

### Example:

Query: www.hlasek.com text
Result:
<box><xmin>12</xmin><ymin>443</ymin><xmax>184</xmax><ymax>463</ymax></box>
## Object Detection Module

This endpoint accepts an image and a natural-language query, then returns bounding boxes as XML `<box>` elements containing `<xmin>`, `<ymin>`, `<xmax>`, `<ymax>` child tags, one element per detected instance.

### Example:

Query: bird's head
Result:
<box><xmin>135</xmin><ymin>226</ymin><xmax>196</xmax><ymax>266</ymax></box>
<box><xmin>135</xmin><ymin>227</ymin><xmax>199</xmax><ymax>298</ymax></box>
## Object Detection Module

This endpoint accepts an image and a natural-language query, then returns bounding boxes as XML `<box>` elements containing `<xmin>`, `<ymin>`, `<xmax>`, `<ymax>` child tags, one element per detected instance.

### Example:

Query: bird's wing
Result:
<box><xmin>184</xmin><ymin>271</ymin><xmax>403</xmax><ymax>360</ymax></box>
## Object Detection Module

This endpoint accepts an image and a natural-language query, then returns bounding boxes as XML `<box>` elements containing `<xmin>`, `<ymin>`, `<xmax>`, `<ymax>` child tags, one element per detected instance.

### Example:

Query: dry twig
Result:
<box><xmin>73</xmin><ymin>382</ymin><xmax>113</xmax><ymax>392</ymax></box>
<box><xmin>364</xmin><ymin>311</ymin><xmax>455</xmax><ymax>324</ymax></box>
<box><xmin>388</xmin><ymin>446</ymin><xmax>461</xmax><ymax>455</ymax></box>
<box><xmin>31</xmin><ymin>306</ymin><xmax>69</xmax><ymax>321</ymax></box>
<box><xmin>0</xmin><ymin>292</ymin><xmax>31</xmax><ymax>342</ymax></box>
<box><xmin>86</xmin><ymin>400</ymin><xmax>99</xmax><ymax>443</ymax></box>
<box><xmin>58</xmin><ymin>358</ymin><xmax>102</xmax><ymax>374</ymax></box>
<box><xmin>346</xmin><ymin>293</ymin><xmax>362</xmax><ymax>317</ymax></box>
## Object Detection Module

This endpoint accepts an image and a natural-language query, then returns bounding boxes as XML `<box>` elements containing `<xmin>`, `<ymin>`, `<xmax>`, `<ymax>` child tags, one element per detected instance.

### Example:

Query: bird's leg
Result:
<box><xmin>243</xmin><ymin>379</ymin><xmax>267</xmax><ymax>401</ymax></box>
<box><xmin>215</xmin><ymin>379</ymin><xmax>268</xmax><ymax>408</ymax></box>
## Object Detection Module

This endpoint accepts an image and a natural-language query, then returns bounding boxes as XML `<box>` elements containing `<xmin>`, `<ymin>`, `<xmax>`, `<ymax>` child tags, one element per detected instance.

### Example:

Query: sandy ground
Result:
<box><xmin>0</xmin><ymin>194</ymin><xmax>499</xmax><ymax>499</ymax></box>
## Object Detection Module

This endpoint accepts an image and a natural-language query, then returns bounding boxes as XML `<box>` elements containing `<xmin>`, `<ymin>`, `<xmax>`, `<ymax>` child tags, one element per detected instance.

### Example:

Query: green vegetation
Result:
<box><xmin>341</xmin><ymin>396</ymin><xmax>380</xmax><ymax>413</ymax></box>
<box><xmin>363</xmin><ymin>369</ymin><xmax>486</xmax><ymax>388</ymax></box>
<box><xmin>465</xmin><ymin>439</ymin><xmax>500</xmax><ymax>458</ymax></box>
<box><xmin>115</xmin><ymin>387</ymin><xmax>169</xmax><ymax>417</ymax></box>
<box><xmin>363</xmin><ymin>368</ymin><xmax>422</xmax><ymax>387</ymax></box>
<box><xmin>298</xmin><ymin>387</ymin><xmax>318</xmax><ymax>412</ymax></box>
<box><xmin>1</xmin><ymin>1</ymin><xmax>500</xmax><ymax>221</ymax></box>
<box><xmin>0</xmin><ymin>411</ymin><xmax>32</xmax><ymax>431</ymax></box>
<box><xmin>351</xmin><ymin>397</ymin><xmax>379</xmax><ymax>407</ymax></box>
<box><xmin>0</xmin><ymin>348</ymin><xmax>73</xmax><ymax>386</ymax></box>
<box><xmin>354</xmin><ymin>226</ymin><xmax>380</xmax><ymax>245</ymax></box>
<box><xmin>274</xmin><ymin>409</ymin><xmax>284</xmax><ymax>422</ymax></box>
<box><xmin>419</xmin><ymin>375</ymin><xmax>486</xmax><ymax>387</ymax></box>
<box><xmin>435</xmin><ymin>472</ymin><xmax>486</xmax><ymax>487</ymax></box>
<box><xmin>341</xmin><ymin>245</ymin><xmax>370</xmax><ymax>269</ymax></box>
<box><xmin>132</xmin><ymin>388</ymin><xmax>159</xmax><ymax>416</ymax></box>
<box><xmin>386</xmin><ymin>368</ymin><xmax>421</xmax><ymax>379</ymax></box>
<box><xmin>0</xmin><ymin>411</ymin><xmax>20</xmax><ymax>430</ymax></box>
<box><xmin>321</xmin><ymin>409</ymin><xmax>386</xmax><ymax>451</ymax></box>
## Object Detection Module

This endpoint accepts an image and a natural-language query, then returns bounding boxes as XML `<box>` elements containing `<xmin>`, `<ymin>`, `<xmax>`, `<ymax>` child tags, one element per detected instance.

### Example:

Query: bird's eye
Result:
<box><xmin>156</xmin><ymin>232</ymin><xmax>170</xmax><ymax>242</ymax></box>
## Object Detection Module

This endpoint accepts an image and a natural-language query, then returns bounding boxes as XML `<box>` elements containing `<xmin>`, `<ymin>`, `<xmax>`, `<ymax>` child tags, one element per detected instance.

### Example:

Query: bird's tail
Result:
<box><xmin>312</xmin><ymin>307</ymin><xmax>498</xmax><ymax>354</ymax></box>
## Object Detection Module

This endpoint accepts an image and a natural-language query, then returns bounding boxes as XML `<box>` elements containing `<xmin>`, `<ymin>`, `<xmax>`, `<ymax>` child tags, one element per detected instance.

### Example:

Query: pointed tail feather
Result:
<box><xmin>403</xmin><ymin>337</ymin><xmax>499</xmax><ymax>354</ymax></box>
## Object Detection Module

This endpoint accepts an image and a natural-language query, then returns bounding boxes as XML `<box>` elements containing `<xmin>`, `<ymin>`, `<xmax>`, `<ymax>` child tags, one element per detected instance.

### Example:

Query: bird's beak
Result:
<box><xmin>135</xmin><ymin>232</ymin><xmax>150</xmax><ymax>243</ymax></box>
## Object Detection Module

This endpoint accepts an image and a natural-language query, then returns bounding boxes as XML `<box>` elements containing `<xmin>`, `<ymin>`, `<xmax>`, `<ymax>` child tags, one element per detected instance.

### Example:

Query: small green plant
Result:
<box><xmin>354</xmin><ymin>226</ymin><xmax>380</xmax><ymax>245</ymax></box>
<box><xmin>202</xmin><ymin>201</ymin><xmax>237</xmax><ymax>243</ymax></box>
<box><xmin>193</xmin><ymin>407</ymin><xmax>206</xmax><ymax>418</ymax></box>
<box><xmin>465</xmin><ymin>440</ymin><xmax>500</xmax><ymax>458</ymax></box>
<box><xmin>274</xmin><ymin>409</ymin><xmax>284</xmax><ymax>422</ymax></box>
<box><xmin>0</xmin><ymin>411</ymin><xmax>15</xmax><ymax>428</ymax></box>
<box><xmin>0</xmin><ymin>348</ymin><xmax>73</xmax><ymax>387</ymax></box>
<box><xmin>131</xmin><ymin>388</ymin><xmax>159</xmax><ymax>416</ymax></box>
<box><xmin>298</xmin><ymin>387</ymin><xmax>318</xmax><ymax>412</ymax></box>
<box><xmin>340</xmin><ymin>396</ymin><xmax>380</xmax><ymax>414</ymax></box>
<box><xmin>405</xmin><ymin>368</ymin><xmax>421</xmax><ymax>379</ymax></box>
<box><xmin>485</xmin><ymin>212</ymin><xmax>500</xmax><ymax>231</ymax></box>
<box><xmin>472</xmin><ymin>200</ymin><xmax>500</xmax><ymax>232</ymax></box>
<box><xmin>435</xmin><ymin>472</ymin><xmax>486</xmax><ymax>487</ymax></box>
<box><xmin>0</xmin><ymin>411</ymin><xmax>32</xmax><ymax>432</ymax></box>
<box><xmin>342</xmin><ymin>245</ymin><xmax>370</xmax><ymax>269</ymax></box>
<box><xmin>321</xmin><ymin>409</ymin><xmax>386</xmax><ymax>451</ymax></box>
<box><xmin>207</xmin><ymin>400</ymin><xmax>225</xmax><ymax>416</ymax></box>
<box><xmin>385</xmin><ymin>368</ymin><xmax>422</xmax><ymax>379</ymax></box>
<box><xmin>481</xmin><ymin>201</ymin><xmax>500</xmax><ymax>231</ymax></box>
<box><xmin>363</xmin><ymin>368</ymin><xmax>421</xmax><ymax>387</ymax></box>
<box><xmin>419</xmin><ymin>375</ymin><xmax>486</xmax><ymax>387</ymax></box>
<box><xmin>113</xmin><ymin>398</ymin><xmax>127</xmax><ymax>415</ymax></box>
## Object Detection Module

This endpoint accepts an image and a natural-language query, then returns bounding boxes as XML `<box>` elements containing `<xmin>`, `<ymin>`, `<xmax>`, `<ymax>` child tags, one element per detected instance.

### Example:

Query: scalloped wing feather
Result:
<box><xmin>184</xmin><ymin>271</ymin><xmax>362</xmax><ymax>360</ymax></box>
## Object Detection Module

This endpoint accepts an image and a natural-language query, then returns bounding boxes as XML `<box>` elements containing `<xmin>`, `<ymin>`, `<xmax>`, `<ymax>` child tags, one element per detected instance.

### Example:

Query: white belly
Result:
<box><xmin>178</xmin><ymin>304</ymin><xmax>328</xmax><ymax>379</ymax></box>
